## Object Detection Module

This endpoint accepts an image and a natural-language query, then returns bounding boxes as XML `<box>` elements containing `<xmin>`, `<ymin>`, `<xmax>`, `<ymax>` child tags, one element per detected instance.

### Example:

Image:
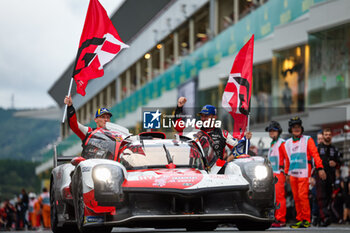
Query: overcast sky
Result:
<box><xmin>0</xmin><ymin>0</ymin><xmax>123</xmax><ymax>109</ymax></box>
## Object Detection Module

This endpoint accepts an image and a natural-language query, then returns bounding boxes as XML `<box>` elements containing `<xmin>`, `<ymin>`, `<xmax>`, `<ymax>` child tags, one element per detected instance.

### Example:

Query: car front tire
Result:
<box><xmin>73</xmin><ymin>171</ymin><xmax>112</xmax><ymax>233</ymax></box>
<box><xmin>51</xmin><ymin>178</ymin><xmax>77</xmax><ymax>233</ymax></box>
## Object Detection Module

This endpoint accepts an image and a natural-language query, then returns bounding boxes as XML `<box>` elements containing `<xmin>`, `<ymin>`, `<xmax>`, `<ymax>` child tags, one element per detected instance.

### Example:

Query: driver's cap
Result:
<box><xmin>95</xmin><ymin>108</ymin><xmax>112</xmax><ymax>118</ymax></box>
<box><xmin>198</xmin><ymin>105</ymin><xmax>217</xmax><ymax>116</ymax></box>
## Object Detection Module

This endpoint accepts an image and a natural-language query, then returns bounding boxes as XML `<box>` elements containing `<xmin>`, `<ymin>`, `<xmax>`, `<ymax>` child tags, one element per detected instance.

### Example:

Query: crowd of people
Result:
<box><xmin>266</xmin><ymin>118</ymin><xmax>350</xmax><ymax>228</ymax></box>
<box><xmin>0</xmin><ymin>188</ymin><xmax>51</xmax><ymax>231</ymax></box>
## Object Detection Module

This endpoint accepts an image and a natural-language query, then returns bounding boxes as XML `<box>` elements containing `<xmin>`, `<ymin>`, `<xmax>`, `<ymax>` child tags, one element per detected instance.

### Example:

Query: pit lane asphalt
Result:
<box><xmin>3</xmin><ymin>224</ymin><xmax>350</xmax><ymax>233</ymax></box>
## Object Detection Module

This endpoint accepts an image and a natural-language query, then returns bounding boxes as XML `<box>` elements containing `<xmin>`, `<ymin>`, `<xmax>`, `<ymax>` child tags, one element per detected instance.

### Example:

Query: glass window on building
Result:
<box><xmin>198</xmin><ymin>87</ymin><xmax>220</xmax><ymax>110</ymax></box>
<box><xmin>194</xmin><ymin>4</ymin><xmax>209</xmax><ymax>50</ymax></box>
<box><xmin>140</xmin><ymin>57</ymin><xmax>148</xmax><ymax>86</ymax></box>
<box><xmin>130</xmin><ymin>64</ymin><xmax>137</xmax><ymax>93</ymax></box>
<box><xmin>218</xmin><ymin>0</ymin><xmax>234</xmax><ymax>32</ymax></box>
<box><xmin>164</xmin><ymin>34</ymin><xmax>174</xmax><ymax>70</ymax></box>
<box><xmin>151</xmin><ymin>48</ymin><xmax>160</xmax><ymax>79</ymax></box>
<box><xmin>274</xmin><ymin>46</ymin><xmax>307</xmax><ymax>115</ymax></box>
<box><xmin>110</xmin><ymin>80</ymin><xmax>116</xmax><ymax>106</ymax></box>
<box><xmin>308</xmin><ymin>24</ymin><xmax>350</xmax><ymax>105</ymax></box>
<box><xmin>239</xmin><ymin>0</ymin><xmax>260</xmax><ymax>19</ymax></box>
<box><xmin>120</xmin><ymin>72</ymin><xmax>127</xmax><ymax>99</ymax></box>
<box><xmin>178</xmin><ymin>23</ymin><xmax>190</xmax><ymax>58</ymax></box>
<box><xmin>251</xmin><ymin>62</ymin><xmax>272</xmax><ymax>124</ymax></box>
<box><xmin>102</xmin><ymin>86</ymin><xmax>108</xmax><ymax>107</ymax></box>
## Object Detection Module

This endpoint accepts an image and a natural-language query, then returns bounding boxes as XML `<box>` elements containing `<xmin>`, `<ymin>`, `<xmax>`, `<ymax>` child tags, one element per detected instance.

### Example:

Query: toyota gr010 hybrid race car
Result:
<box><xmin>50</xmin><ymin>124</ymin><xmax>275</xmax><ymax>233</ymax></box>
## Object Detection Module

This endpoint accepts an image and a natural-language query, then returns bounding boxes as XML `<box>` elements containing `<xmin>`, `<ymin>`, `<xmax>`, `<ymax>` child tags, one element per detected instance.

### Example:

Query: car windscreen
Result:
<box><xmin>119</xmin><ymin>140</ymin><xmax>204</xmax><ymax>170</ymax></box>
<box><xmin>81</xmin><ymin>129</ymin><xmax>122</xmax><ymax>160</ymax></box>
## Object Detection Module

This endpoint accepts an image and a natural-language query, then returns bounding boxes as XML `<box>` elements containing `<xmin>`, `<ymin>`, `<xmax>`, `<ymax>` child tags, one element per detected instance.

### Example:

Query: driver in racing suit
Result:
<box><xmin>64</xmin><ymin>95</ymin><xmax>112</xmax><ymax>142</ymax></box>
<box><xmin>174</xmin><ymin>97</ymin><xmax>251</xmax><ymax>170</ymax></box>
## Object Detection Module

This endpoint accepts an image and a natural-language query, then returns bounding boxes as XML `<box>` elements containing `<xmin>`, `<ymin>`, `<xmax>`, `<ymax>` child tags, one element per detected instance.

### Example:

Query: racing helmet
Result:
<box><xmin>288</xmin><ymin>116</ymin><xmax>304</xmax><ymax>133</ymax></box>
<box><xmin>265</xmin><ymin>121</ymin><xmax>282</xmax><ymax>135</ymax></box>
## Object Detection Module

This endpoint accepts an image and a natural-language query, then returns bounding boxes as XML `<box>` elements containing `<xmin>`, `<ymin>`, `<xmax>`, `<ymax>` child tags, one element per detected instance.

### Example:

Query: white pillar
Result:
<box><xmin>160</xmin><ymin>46</ymin><xmax>164</xmax><ymax>73</ymax></box>
<box><xmin>209</xmin><ymin>0</ymin><xmax>218</xmax><ymax>38</ymax></box>
<box><xmin>92</xmin><ymin>95</ymin><xmax>97</xmax><ymax>114</ymax></box>
<box><xmin>99</xmin><ymin>91</ymin><xmax>104</xmax><ymax>108</ymax></box>
<box><xmin>116</xmin><ymin>76</ymin><xmax>122</xmax><ymax>102</ymax></box>
<box><xmin>86</xmin><ymin>101</ymin><xmax>91</xmax><ymax>123</ymax></box>
<box><xmin>173</xmin><ymin>32</ymin><xmax>179</xmax><ymax>62</ymax></box>
<box><xmin>126</xmin><ymin>69</ymin><xmax>131</xmax><ymax>96</ymax></box>
<box><xmin>234</xmin><ymin>0</ymin><xmax>239</xmax><ymax>24</ymax></box>
<box><xmin>147</xmin><ymin>56</ymin><xmax>152</xmax><ymax>82</ymax></box>
<box><xmin>106</xmin><ymin>84</ymin><xmax>112</xmax><ymax>108</ymax></box>
<box><xmin>136</xmin><ymin>62</ymin><xmax>141</xmax><ymax>89</ymax></box>
<box><xmin>189</xmin><ymin>19</ymin><xmax>195</xmax><ymax>53</ymax></box>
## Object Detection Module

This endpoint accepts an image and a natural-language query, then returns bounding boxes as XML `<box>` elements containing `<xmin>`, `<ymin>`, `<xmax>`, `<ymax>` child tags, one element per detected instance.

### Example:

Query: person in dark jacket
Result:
<box><xmin>3</xmin><ymin>200</ymin><xmax>15</xmax><ymax>230</ymax></box>
<box><xmin>331</xmin><ymin>168</ymin><xmax>344</xmax><ymax>223</ymax></box>
<box><xmin>316</xmin><ymin>128</ymin><xmax>342</xmax><ymax>226</ymax></box>
<box><xmin>342</xmin><ymin>167</ymin><xmax>350</xmax><ymax>223</ymax></box>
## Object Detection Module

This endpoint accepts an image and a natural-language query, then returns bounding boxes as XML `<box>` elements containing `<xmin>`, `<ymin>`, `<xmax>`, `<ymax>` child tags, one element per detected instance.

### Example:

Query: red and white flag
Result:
<box><xmin>222</xmin><ymin>35</ymin><xmax>254</xmax><ymax>140</ymax></box>
<box><xmin>72</xmin><ymin>0</ymin><xmax>129</xmax><ymax>96</ymax></box>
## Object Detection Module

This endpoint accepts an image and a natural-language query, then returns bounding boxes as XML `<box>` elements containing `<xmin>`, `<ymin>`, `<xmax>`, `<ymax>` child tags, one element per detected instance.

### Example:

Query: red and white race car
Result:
<box><xmin>50</xmin><ymin>124</ymin><xmax>275</xmax><ymax>233</ymax></box>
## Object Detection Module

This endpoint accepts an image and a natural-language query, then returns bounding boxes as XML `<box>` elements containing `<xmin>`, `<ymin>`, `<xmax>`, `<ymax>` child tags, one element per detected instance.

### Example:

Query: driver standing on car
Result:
<box><xmin>174</xmin><ymin>97</ymin><xmax>251</xmax><ymax>168</ymax></box>
<box><xmin>64</xmin><ymin>95</ymin><xmax>112</xmax><ymax>141</ymax></box>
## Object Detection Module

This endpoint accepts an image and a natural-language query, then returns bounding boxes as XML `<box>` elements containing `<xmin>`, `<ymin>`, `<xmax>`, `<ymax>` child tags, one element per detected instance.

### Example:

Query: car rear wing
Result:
<box><xmin>53</xmin><ymin>144</ymin><xmax>77</xmax><ymax>168</ymax></box>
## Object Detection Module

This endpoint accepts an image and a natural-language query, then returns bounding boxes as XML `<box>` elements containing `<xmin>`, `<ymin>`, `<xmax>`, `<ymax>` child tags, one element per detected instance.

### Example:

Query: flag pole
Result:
<box><xmin>62</xmin><ymin>78</ymin><xmax>74</xmax><ymax>123</ymax></box>
<box><xmin>245</xmin><ymin>114</ymin><xmax>250</xmax><ymax>154</ymax></box>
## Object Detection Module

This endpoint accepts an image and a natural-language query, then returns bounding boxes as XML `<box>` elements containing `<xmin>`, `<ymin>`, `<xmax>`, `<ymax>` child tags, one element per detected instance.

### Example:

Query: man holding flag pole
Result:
<box><xmin>173</xmin><ymin>35</ymin><xmax>255</xmax><ymax>172</ymax></box>
<box><xmin>62</xmin><ymin>0</ymin><xmax>129</xmax><ymax>124</ymax></box>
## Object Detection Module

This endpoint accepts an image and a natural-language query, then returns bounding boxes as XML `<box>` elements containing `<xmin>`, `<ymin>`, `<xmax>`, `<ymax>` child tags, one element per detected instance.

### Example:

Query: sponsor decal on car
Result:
<box><xmin>82</xmin><ymin>167</ymin><xmax>91</xmax><ymax>172</ymax></box>
<box><xmin>183</xmin><ymin>183</ymin><xmax>193</xmax><ymax>186</ymax></box>
<box><xmin>85</xmin><ymin>216</ymin><xmax>104</xmax><ymax>223</ymax></box>
<box><xmin>152</xmin><ymin>178</ymin><xmax>167</xmax><ymax>187</ymax></box>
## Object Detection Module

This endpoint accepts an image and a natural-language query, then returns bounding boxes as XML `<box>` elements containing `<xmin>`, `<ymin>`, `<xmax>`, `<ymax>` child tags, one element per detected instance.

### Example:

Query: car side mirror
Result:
<box><xmin>71</xmin><ymin>157</ymin><xmax>86</xmax><ymax>166</ymax></box>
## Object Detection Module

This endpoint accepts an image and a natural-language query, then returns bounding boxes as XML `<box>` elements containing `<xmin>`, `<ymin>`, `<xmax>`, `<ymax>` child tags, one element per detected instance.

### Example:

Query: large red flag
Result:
<box><xmin>72</xmin><ymin>0</ymin><xmax>129</xmax><ymax>96</ymax></box>
<box><xmin>222</xmin><ymin>35</ymin><xmax>254</xmax><ymax>140</ymax></box>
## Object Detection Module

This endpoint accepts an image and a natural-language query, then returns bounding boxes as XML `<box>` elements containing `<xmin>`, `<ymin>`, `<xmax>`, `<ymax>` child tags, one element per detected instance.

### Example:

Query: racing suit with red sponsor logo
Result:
<box><xmin>281</xmin><ymin>135</ymin><xmax>324</xmax><ymax>222</ymax></box>
<box><xmin>268</xmin><ymin>138</ymin><xmax>287</xmax><ymax>223</ymax></box>
<box><xmin>67</xmin><ymin>105</ymin><xmax>94</xmax><ymax>141</ymax></box>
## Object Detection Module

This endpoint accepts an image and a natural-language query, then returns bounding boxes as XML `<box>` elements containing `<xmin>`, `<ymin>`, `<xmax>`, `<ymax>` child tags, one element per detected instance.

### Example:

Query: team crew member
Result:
<box><xmin>316</xmin><ymin>128</ymin><xmax>342</xmax><ymax>226</ymax></box>
<box><xmin>174</xmin><ymin>97</ymin><xmax>251</xmax><ymax>166</ymax></box>
<box><xmin>38</xmin><ymin>188</ymin><xmax>50</xmax><ymax>229</ymax></box>
<box><xmin>64</xmin><ymin>95</ymin><xmax>112</xmax><ymax>141</ymax></box>
<box><xmin>266</xmin><ymin>121</ymin><xmax>287</xmax><ymax>227</ymax></box>
<box><xmin>282</xmin><ymin>117</ymin><xmax>326</xmax><ymax>228</ymax></box>
<box><xmin>28</xmin><ymin>193</ymin><xmax>37</xmax><ymax>229</ymax></box>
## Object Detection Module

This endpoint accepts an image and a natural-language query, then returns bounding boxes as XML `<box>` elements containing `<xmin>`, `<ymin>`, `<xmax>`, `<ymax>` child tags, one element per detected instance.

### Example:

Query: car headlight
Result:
<box><xmin>94</xmin><ymin>167</ymin><xmax>112</xmax><ymax>182</ymax></box>
<box><xmin>254</xmin><ymin>165</ymin><xmax>268</xmax><ymax>180</ymax></box>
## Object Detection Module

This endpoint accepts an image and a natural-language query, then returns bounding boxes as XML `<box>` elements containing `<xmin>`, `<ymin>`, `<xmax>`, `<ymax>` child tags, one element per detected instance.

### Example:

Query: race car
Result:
<box><xmin>50</xmin><ymin>123</ymin><xmax>275</xmax><ymax>233</ymax></box>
